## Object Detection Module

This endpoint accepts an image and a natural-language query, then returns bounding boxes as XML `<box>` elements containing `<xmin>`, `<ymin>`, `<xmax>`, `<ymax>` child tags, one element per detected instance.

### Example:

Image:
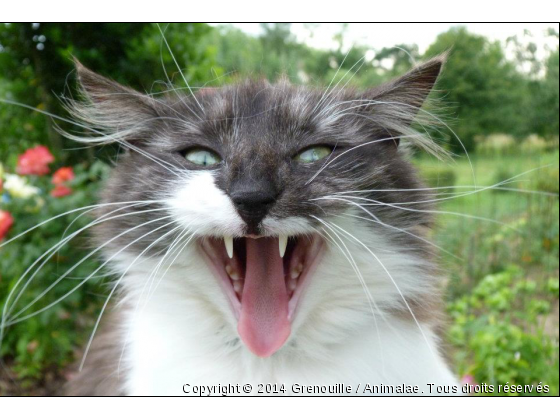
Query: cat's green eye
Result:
<box><xmin>295</xmin><ymin>146</ymin><xmax>332</xmax><ymax>163</ymax></box>
<box><xmin>184</xmin><ymin>148</ymin><xmax>221</xmax><ymax>167</ymax></box>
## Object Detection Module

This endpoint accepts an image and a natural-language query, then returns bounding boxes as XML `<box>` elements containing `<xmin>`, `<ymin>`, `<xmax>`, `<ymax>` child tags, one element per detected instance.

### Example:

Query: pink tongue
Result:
<box><xmin>238</xmin><ymin>237</ymin><xmax>291</xmax><ymax>357</ymax></box>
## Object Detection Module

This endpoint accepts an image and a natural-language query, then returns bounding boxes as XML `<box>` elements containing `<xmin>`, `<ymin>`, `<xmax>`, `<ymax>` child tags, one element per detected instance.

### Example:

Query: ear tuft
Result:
<box><xmin>74</xmin><ymin>59</ymin><xmax>141</xmax><ymax>103</ymax></box>
<box><xmin>59</xmin><ymin>60</ymin><xmax>159</xmax><ymax>146</ymax></box>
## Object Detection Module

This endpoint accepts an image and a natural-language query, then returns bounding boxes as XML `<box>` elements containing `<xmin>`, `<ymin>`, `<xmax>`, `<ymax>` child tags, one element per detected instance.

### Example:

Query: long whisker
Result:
<box><xmin>339</xmin><ymin>208</ymin><xmax>461</xmax><ymax>261</ymax></box>
<box><xmin>331</xmin><ymin>164</ymin><xmax>558</xmax><ymax>206</ymax></box>
<box><xmin>3</xmin><ymin>215</ymin><xmax>175</xmax><ymax>327</ymax></box>
<box><xmin>0</xmin><ymin>200</ymin><xmax>164</xmax><ymax>250</ymax></box>
<box><xmin>325</xmin><ymin>219</ymin><xmax>438</xmax><ymax>360</ymax></box>
<box><xmin>323</xmin><ymin>99</ymin><xmax>477</xmax><ymax>186</ymax></box>
<box><xmin>156</xmin><ymin>23</ymin><xmax>205</xmax><ymax>115</ymax></box>
<box><xmin>306</xmin><ymin>134</ymin><xmax>418</xmax><ymax>184</ymax></box>
<box><xmin>144</xmin><ymin>226</ymin><xmax>192</xmax><ymax>299</ymax></box>
<box><xmin>313</xmin><ymin>195</ymin><xmax>521</xmax><ymax>230</ymax></box>
<box><xmin>0</xmin><ymin>98</ymin><xmax>182</xmax><ymax>176</ymax></box>
<box><xmin>156</xmin><ymin>24</ymin><xmax>204</xmax><ymax>122</ymax></box>
<box><xmin>310</xmin><ymin>48</ymin><xmax>352</xmax><ymax>115</ymax></box>
<box><xmin>143</xmin><ymin>229</ymin><xmax>199</xmax><ymax>308</ymax></box>
<box><xmin>0</xmin><ymin>204</ymin><xmax>170</xmax><ymax>345</ymax></box>
<box><xmin>308</xmin><ymin>223</ymin><xmax>386</xmax><ymax>374</ymax></box>
<box><xmin>3</xmin><ymin>206</ymin><xmax>173</xmax><ymax>323</ymax></box>
<box><xmin>320</xmin><ymin>56</ymin><xmax>367</xmax><ymax>111</ymax></box>
<box><xmin>80</xmin><ymin>220</ymin><xmax>184</xmax><ymax>371</ymax></box>
<box><xmin>117</xmin><ymin>225</ymin><xmax>193</xmax><ymax>374</ymax></box>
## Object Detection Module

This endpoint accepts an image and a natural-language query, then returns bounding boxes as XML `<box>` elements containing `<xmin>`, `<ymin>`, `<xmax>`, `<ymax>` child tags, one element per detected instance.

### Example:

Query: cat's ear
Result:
<box><xmin>360</xmin><ymin>54</ymin><xmax>446</xmax><ymax>148</ymax></box>
<box><xmin>67</xmin><ymin>59</ymin><xmax>159</xmax><ymax>144</ymax></box>
<box><xmin>368</xmin><ymin>54</ymin><xmax>445</xmax><ymax>115</ymax></box>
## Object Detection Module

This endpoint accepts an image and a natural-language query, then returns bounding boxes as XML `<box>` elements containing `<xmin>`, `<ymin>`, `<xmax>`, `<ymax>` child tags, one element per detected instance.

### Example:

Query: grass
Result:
<box><xmin>417</xmin><ymin>151</ymin><xmax>559</xmax><ymax>287</ymax></box>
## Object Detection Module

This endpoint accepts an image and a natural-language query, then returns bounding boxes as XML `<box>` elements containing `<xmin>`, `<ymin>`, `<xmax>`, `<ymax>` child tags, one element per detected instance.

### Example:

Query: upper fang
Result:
<box><xmin>279</xmin><ymin>235</ymin><xmax>288</xmax><ymax>258</ymax></box>
<box><xmin>224</xmin><ymin>236</ymin><xmax>234</xmax><ymax>259</ymax></box>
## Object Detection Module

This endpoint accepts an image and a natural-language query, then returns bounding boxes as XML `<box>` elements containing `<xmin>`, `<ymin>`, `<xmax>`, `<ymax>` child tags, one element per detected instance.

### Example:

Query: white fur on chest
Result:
<box><xmin>125</xmin><ymin>312</ymin><xmax>458</xmax><ymax>396</ymax></box>
<box><xmin>115</xmin><ymin>236</ymin><xmax>458</xmax><ymax>396</ymax></box>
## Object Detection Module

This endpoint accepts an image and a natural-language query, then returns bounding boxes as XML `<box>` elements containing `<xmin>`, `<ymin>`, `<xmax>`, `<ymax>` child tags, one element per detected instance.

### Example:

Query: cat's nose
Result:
<box><xmin>230</xmin><ymin>186</ymin><xmax>278</xmax><ymax>233</ymax></box>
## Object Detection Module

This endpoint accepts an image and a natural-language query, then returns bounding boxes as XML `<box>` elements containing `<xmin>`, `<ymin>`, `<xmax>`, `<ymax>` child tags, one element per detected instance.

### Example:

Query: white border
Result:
<box><xmin>2</xmin><ymin>1</ymin><xmax>560</xmax><ymax>22</ymax></box>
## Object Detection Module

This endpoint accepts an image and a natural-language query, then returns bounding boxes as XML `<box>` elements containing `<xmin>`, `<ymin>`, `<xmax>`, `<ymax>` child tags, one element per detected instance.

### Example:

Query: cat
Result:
<box><xmin>15</xmin><ymin>55</ymin><xmax>463</xmax><ymax>395</ymax></box>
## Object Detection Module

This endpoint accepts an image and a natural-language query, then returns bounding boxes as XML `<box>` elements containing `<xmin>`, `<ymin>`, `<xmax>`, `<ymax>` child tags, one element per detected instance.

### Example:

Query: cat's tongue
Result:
<box><xmin>238</xmin><ymin>237</ymin><xmax>291</xmax><ymax>357</ymax></box>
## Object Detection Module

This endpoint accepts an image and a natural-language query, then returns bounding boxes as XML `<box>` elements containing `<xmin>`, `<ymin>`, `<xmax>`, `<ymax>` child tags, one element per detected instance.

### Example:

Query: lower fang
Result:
<box><xmin>226</xmin><ymin>264</ymin><xmax>241</xmax><ymax>281</ymax></box>
<box><xmin>287</xmin><ymin>277</ymin><xmax>297</xmax><ymax>292</ymax></box>
<box><xmin>290</xmin><ymin>263</ymin><xmax>303</xmax><ymax>279</ymax></box>
<box><xmin>233</xmin><ymin>281</ymin><xmax>243</xmax><ymax>294</ymax></box>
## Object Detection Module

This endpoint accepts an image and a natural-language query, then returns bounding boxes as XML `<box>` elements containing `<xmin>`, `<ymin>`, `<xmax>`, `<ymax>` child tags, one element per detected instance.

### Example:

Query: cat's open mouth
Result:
<box><xmin>199</xmin><ymin>234</ymin><xmax>325</xmax><ymax>357</ymax></box>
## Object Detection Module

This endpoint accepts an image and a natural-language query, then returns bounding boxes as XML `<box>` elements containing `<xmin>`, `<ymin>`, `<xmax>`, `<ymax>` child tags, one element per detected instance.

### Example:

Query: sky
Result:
<box><xmin>213</xmin><ymin>23</ymin><xmax>559</xmax><ymax>61</ymax></box>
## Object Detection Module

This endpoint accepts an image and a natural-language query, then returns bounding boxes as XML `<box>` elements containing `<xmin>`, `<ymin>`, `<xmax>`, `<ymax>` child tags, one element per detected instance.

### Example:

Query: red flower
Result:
<box><xmin>50</xmin><ymin>185</ymin><xmax>73</xmax><ymax>198</ymax></box>
<box><xmin>16</xmin><ymin>145</ymin><xmax>55</xmax><ymax>176</ymax></box>
<box><xmin>52</xmin><ymin>167</ymin><xmax>75</xmax><ymax>185</ymax></box>
<box><xmin>0</xmin><ymin>210</ymin><xmax>14</xmax><ymax>241</ymax></box>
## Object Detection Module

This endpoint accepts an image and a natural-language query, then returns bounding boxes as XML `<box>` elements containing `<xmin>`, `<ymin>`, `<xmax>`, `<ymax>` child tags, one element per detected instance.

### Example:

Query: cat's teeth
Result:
<box><xmin>279</xmin><ymin>235</ymin><xmax>288</xmax><ymax>258</ymax></box>
<box><xmin>224</xmin><ymin>235</ymin><xmax>234</xmax><ymax>259</ymax></box>
<box><xmin>225</xmin><ymin>264</ymin><xmax>240</xmax><ymax>281</ymax></box>
<box><xmin>233</xmin><ymin>280</ymin><xmax>243</xmax><ymax>294</ymax></box>
<box><xmin>287</xmin><ymin>277</ymin><xmax>297</xmax><ymax>292</ymax></box>
<box><xmin>290</xmin><ymin>262</ymin><xmax>303</xmax><ymax>279</ymax></box>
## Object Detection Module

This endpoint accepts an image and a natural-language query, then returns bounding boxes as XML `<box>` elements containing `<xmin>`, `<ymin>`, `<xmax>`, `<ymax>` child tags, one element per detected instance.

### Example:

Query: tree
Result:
<box><xmin>424</xmin><ymin>27</ymin><xmax>531</xmax><ymax>152</ymax></box>
<box><xmin>0</xmin><ymin>23</ymin><xmax>217</xmax><ymax>163</ymax></box>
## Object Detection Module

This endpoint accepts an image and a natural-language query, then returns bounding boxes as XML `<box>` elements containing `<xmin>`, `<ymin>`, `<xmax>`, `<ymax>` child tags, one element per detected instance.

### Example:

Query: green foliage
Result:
<box><xmin>531</xmin><ymin>166</ymin><xmax>559</xmax><ymax>194</ymax></box>
<box><xmin>0</xmin><ymin>23</ymin><xmax>218</xmax><ymax>163</ymax></box>
<box><xmin>425</xmin><ymin>27</ymin><xmax>533</xmax><ymax>152</ymax></box>
<box><xmin>448</xmin><ymin>267</ymin><xmax>559</xmax><ymax>395</ymax></box>
<box><xmin>416</xmin><ymin>153</ymin><xmax>559</xmax><ymax>395</ymax></box>
<box><xmin>202</xmin><ymin>24</ymin><xmax>385</xmax><ymax>87</ymax></box>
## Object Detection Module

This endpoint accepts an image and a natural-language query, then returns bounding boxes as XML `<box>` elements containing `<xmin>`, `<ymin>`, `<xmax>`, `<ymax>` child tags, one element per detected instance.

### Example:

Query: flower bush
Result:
<box><xmin>0</xmin><ymin>210</ymin><xmax>14</xmax><ymax>241</ymax></box>
<box><xmin>1</xmin><ymin>145</ymin><xmax>110</xmax><ymax>383</ymax></box>
<box><xmin>16</xmin><ymin>145</ymin><xmax>55</xmax><ymax>176</ymax></box>
<box><xmin>51</xmin><ymin>167</ymin><xmax>75</xmax><ymax>198</ymax></box>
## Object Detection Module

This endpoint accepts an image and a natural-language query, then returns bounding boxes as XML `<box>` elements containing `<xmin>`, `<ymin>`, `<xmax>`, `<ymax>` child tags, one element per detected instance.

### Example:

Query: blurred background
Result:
<box><xmin>0</xmin><ymin>23</ymin><xmax>558</xmax><ymax>395</ymax></box>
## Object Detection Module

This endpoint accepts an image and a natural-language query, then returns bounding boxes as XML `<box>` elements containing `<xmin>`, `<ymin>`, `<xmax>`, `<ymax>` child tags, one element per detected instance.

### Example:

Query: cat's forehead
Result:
<box><xmin>204</xmin><ymin>80</ymin><xmax>317</xmax><ymax>121</ymax></box>
<box><xmin>182</xmin><ymin>80</ymin><xmax>336</xmax><ymax>150</ymax></box>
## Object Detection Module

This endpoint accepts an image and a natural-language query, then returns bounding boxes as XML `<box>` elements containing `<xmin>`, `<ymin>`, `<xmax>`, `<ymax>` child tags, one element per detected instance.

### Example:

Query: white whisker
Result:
<box><xmin>80</xmin><ymin>221</ymin><xmax>184</xmax><ymax>371</ymax></box>
<box><xmin>326</xmin><ymin>219</ymin><xmax>438</xmax><ymax>361</ymax></box>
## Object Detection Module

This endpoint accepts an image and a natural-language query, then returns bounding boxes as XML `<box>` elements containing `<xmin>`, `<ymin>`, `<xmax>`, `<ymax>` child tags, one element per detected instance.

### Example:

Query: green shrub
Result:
<box><xmin>475</xmin><ymin>133</ymin><xmax>516</xmax><ymax>155</ymax></box>
<box><xmin>520</xmin><ymin>135</ymin><xmax>549</xmax><ymax>153</ymax></box>
<box><xmin>531</xmin><ymin>167</ymin><xmax>559</xmax><ymax>194</ymax></box>
<box><xmin>448</xmin><ymin>266</ymin><xmax>559</xmax><ymax>395</ymax></box>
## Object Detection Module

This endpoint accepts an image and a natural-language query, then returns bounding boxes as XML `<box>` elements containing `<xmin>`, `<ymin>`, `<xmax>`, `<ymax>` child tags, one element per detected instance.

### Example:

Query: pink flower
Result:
<box><xmin>50</xmin><ymin>185</ymin><xmax>73</xmax><ymax>198</ymax></box>
<box><xmin>0</xmin><ymin>210</ymin><xmax>14</xmax><ymax>241</ymax></box>
<box><xmin>16</xmin><ymin>145</ymin><xmax>54</xmax><ymax>176</ymax></box>
<box><xmin>52</xmin><ymin>167</ymin><xmax>75</xmax><ymax>185</ymax></box>
<box><xmin>461</xmin><ymin>374</ymin><xmax>478</xmax><ymax>386</ymax></box>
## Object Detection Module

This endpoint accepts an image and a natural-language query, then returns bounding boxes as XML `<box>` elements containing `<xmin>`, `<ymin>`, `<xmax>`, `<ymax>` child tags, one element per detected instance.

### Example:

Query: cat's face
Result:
<box><xmin>76</xmin><ymin>58</ymin><xmax>444</xmax><ymax>358</ymax></box>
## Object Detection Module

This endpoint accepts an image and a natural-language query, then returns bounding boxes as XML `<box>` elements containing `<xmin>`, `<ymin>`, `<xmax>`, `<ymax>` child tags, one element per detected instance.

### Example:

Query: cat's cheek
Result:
<box><xmin>165</xmin><ymin>171</ymin><xmax>245</xmax><ymax>236</ymax></box>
